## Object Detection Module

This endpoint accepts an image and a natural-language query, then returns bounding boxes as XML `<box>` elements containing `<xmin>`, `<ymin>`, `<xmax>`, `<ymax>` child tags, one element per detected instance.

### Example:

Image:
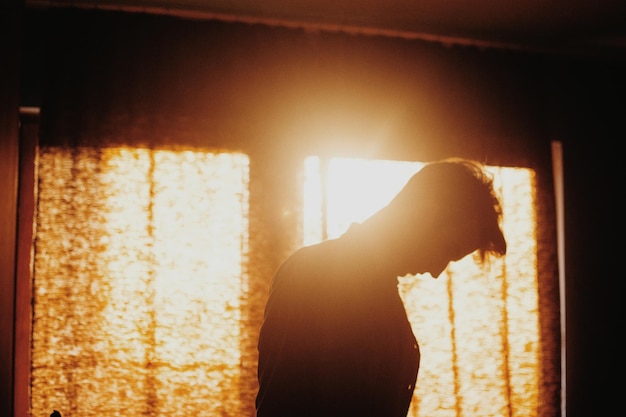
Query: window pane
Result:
<box><xmin>31</xmin><ymin>147</ymin><xmax>250</xmax><ymax>417</ymax></box>
<box><xmin>302</xmin><ymin>156</ymin><xmax>540</xmax><ymax>417</ymax></box>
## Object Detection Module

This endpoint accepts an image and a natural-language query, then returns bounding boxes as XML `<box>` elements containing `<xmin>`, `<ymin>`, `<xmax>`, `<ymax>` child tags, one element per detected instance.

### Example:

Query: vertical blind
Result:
<box><xmin>29</xmin><ymin>146</ymin><xmax>557</xmax><ymax>417</ymax></box>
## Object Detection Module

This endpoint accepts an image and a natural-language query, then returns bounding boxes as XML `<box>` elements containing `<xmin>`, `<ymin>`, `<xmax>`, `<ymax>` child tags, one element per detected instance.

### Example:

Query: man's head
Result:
<box><xmin>367</xmin><ymin>158</ymin><xmax>507</xmax><ymax>278</ymax></box>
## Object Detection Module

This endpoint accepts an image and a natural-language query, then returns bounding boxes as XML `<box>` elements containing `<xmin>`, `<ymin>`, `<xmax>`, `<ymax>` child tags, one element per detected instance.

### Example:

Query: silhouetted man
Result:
<box><xmin>256</xmin><ymin>158</ymin><xmax>507</xmax><ymax>417</ymax></box>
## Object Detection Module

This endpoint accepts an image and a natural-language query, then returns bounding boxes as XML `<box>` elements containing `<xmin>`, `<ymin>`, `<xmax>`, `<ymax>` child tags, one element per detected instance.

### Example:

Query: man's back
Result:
<box><xmin>256</xmin><ymin>232</ymin><xmax>419</xmax><ymax>416</ymax></box>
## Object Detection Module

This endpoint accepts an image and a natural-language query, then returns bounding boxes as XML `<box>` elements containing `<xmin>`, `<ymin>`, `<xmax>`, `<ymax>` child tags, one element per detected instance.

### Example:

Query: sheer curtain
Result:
<box><xmin>28</xmin><ymin>148</ymin><xmax>559</xmax><ymax>417</ymax></box>
<box><xmin>31</xmin><ymin>147</ymin><xmax>253</xmax><ymax>416</ymax></box>
<box><xmin>21</xmin><ymin>8</ymin><xmax>560</xmax><ymax>416</ymax></box>
<box><xmin>302</xmin><ymin>156</ymin><xmax>552</xmax><ymax>417</ymax></box>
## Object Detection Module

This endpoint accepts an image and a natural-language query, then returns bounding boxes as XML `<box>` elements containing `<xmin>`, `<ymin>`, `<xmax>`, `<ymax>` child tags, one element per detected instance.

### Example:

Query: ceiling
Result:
<box><xmin>27</xmin><ymin>0</ymin><xmax>626</xmax><ymax>55</ymax></box>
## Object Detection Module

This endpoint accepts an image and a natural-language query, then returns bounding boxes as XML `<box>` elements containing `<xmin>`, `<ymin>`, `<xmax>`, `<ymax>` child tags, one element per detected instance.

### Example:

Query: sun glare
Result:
<box><xmin>303</xmin><ymin>156</ymin><xmax>539</xmax><ymax>417</ymax></box>
<box><xmin>303</xmin><ymin>156</ymin><xmax>424</xmax><ymax>245</ymax></box>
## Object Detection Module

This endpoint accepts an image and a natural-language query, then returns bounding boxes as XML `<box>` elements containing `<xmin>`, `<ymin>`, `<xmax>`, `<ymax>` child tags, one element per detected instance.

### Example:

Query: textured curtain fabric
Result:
<box><xmin>27</xmin><ymin>8</ymin><xmax>559</xmax><ymax>416</ymax></box>
<box><xmin>31</xmin><ymin>147</ymin><xmax>255</xmax><ymax>416</ymax></box>
<box><xmin>30</xmin><ymin>148</ymin><xmax>559</xmax><ymax>417</ymax></box>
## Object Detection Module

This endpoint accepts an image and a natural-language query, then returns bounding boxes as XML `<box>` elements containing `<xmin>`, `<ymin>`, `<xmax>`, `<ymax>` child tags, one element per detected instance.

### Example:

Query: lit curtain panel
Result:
<box><xmin>31</xmin><ymin>147</ymin><xmax>250</xmax><ymax>417</ymax></box>
<box><xmin>303</xmin><ymin>157</ymin><xmax>541</xmax><ymax>417</ymax></box>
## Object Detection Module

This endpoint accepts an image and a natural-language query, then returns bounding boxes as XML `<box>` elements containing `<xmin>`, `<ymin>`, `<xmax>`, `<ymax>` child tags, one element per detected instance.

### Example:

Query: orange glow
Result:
<box><xmin>30</xmin><ymin>148</ymin><xmax>540</xmax><ymax>417</ymax></box>
<box><xmin>303</xmin><ymin>156</ymin><xmax>538</xmax><ymax>416</ymax></box>
<box><xmin>31</xmin><ymin>147</ymin><xmax>250</xmax><ymax>416</ymax></box>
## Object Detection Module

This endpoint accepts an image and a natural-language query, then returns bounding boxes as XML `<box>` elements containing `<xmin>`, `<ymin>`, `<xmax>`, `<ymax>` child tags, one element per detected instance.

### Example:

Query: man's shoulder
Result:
<box><xmin>271</xmin><ymin>239</ymin><xmax>347</xmax><ymax>288</ymax></box>
<box><xmin>277</xmin><ymin>240</ymin><xmax>335</xmax><ymax>274</ymax></box>
<box><xmin>288</xmin><ymin>238</ymin><xmax>341</xmax><ymax>264</ymax></box>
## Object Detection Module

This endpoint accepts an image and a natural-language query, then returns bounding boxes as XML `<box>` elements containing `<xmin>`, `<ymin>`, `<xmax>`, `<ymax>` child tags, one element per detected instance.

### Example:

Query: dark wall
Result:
<box><xmin>544</xmin><ymin>56</ymin><xmax>624</xmax><ymax>416</ymax></box>
<box><xmin>1</xmin><ymin>1</ymin><xmax>22</xmax><ymax>416</ymax></box>
<box><xmin>17</xmin><ymin>7</ymin><xmax>626</xmax><ymax>416</ymax></box>
<box><xmin>22</xmin><ymin>8</ymin><xmax>551</xmax><ymax>167</ymax></box>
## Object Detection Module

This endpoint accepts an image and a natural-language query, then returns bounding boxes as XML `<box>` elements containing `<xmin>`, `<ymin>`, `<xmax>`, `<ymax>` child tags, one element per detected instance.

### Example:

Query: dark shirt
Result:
<box><xmin>256</xmin><ymin>227</ymin><xmax>420</xmax><ymax>416</ymax></box>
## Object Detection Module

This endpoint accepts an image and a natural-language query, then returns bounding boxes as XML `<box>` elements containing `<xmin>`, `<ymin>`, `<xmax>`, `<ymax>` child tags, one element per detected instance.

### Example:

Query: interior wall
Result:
<box><xmin>23</xmin><ymin>8</ymin><xmax>551</xmax><ymax>168</ymax></box>
<box><xmin>543</xmin><ymin>56</ymin><xmax>625</xmax><ymax>417</ymax></box>
<box><xmin>1</xmin><ymin>2</ymin><xmax>23</xmax><ymax>416</ymax></box>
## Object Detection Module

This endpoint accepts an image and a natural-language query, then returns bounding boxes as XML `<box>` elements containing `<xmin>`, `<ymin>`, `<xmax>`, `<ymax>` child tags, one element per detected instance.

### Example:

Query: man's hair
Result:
<box><xmin>394</xmin><ymin>157</ymin><xmax>507</xmax><ymax>263</ymax></box>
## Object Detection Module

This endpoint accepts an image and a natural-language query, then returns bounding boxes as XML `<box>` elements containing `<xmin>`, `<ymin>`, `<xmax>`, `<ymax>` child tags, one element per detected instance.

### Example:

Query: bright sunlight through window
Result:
<box><xmin>303</xmin><ymin>156</ymin><xmax>539</xmax><ymax>417</ymax></box>
<box><xmin>31</xmin><ymin>147</ymin><xmax>249</xmax><ymax>416</ymax></box>
<box><xmin>30</xmin><ymin>148</ymin><xmax>541</xmax><ymax>417</ymax></box>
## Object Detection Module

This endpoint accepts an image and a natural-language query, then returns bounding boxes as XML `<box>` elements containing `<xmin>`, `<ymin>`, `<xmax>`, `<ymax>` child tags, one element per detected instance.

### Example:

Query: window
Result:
<box><xmin>24</xmin><ymin>147</ymin><xmax>556</xmax><ymax>417</ymax></box>
<box><xmin>303</xmin><ymin>156</ymin><xmax>541</xmax><ymax>417</ymax></box>
<box><xmin>30</xmin><ymin>147</ymin><xmax>251</xmax><ymax>416</ymax></box>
